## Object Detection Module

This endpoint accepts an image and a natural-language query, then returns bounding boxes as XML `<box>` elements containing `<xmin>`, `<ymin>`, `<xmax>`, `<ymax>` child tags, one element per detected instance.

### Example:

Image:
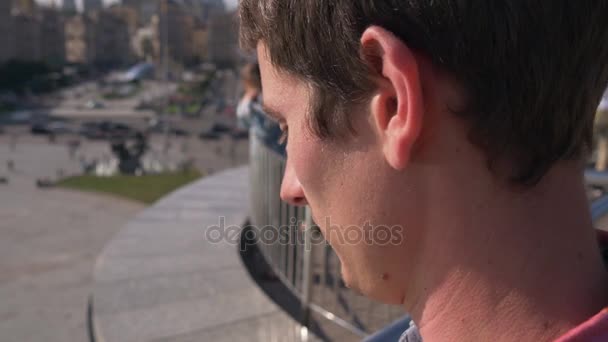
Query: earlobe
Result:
<box><xmin>361</xmin><ymin>26</ymin><xmax>424</xmax><ymax>171</ymax></box>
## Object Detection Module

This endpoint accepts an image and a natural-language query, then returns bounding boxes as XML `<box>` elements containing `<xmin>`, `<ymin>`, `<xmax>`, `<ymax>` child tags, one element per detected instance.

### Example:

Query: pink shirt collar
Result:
<box><xmin>555</xmin><ymin>308</ymin><xmax>608</xmax><ymax>341</ymax></box>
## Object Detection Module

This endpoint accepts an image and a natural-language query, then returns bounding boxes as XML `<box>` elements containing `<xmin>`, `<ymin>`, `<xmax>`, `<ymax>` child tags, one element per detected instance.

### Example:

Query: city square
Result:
<box><xmin>4</xmin><ymin>1</ymin><xmax>608</xmax><ymax>342</ymax></box>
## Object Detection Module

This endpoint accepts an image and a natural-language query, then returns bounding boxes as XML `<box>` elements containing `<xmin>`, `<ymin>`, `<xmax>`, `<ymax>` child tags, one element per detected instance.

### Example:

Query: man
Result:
<box><xmin>595</xmin><ymin>89</ymin><xmax>608</xmax><ymax>171</ymax></box>
<box><xmin>239</xmin><ymin>1</ymin><xmax>608</xmax><ymax>341</ymax></box>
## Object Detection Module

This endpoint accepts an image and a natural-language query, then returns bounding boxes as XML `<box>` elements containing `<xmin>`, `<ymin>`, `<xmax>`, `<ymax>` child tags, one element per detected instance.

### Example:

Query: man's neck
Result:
<box><xmin>405</xmin><ymin>162</ymin><xmax>608</xmax><ymax>341</ymax></box>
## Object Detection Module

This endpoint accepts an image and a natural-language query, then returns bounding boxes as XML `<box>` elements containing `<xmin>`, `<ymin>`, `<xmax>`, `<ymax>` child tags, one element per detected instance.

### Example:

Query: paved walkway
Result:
<box><xmin>0</xmin><ymin>175</ymin><xmax>143</xmax><ymax>342</ymax></box>
<box><xmin>92</xmin><ymin>167</ymin><xmax>305</xmax><ymax>342</ymax></box>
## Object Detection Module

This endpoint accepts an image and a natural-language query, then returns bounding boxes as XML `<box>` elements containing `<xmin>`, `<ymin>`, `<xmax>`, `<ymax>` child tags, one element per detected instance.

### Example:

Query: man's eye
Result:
<box><xmin>278</xmin><ymin>126</ymin><xmax>288</xmax><ymax>144</ymax></box>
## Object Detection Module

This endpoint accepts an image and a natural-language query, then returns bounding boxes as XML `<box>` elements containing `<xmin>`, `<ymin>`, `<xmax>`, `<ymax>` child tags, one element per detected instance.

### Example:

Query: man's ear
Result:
<box><xmin>361</xmin><ymin>26</ymin><xmax>424</xmax><ymax>171</ymax></box>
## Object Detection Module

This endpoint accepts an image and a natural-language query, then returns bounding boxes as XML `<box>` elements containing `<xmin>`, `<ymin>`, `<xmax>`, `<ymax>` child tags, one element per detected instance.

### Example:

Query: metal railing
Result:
<box><xmin>248</xmin><ymin>133</ymin><xmax>404</xmax><ymax>341</ymax></box>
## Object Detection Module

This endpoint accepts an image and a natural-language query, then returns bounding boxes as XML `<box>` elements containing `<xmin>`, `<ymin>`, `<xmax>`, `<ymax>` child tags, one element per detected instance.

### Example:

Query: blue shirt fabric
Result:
<box><xmin>249</xmin><ymin>99</ymin><xmax>285</xmax><ymax>156</ymax></box>
<box><xmin>398</xmin><ymin>321</ymin><xmax>423</xmax><ymax>342</ymax></box>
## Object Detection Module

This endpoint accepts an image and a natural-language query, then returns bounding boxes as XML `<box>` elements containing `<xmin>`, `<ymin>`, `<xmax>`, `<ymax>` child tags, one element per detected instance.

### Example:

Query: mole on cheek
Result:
<box><xmin>382</xmin><ymin>273</ymin><xmax>390</xmax><ymax>281</ymax></box>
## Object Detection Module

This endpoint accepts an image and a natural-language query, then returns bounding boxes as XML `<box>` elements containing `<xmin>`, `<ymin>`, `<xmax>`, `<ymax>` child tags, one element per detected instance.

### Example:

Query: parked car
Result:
<box><xmin>148</xmin><ymin>120</ymin><xmax>189</xmax><ymax>136</ymax></box>
<box><xmin>80</xmin><ymin>121</ymin><xmax>135</xmax><ymax>140</ymax></box>
<box><xmin>30</xmin><ymin>119</ymin><xmax>73</xmax><ymax>135</ymax></box>
<box><xmin>198</xmin><ymin>130</ymin><xmax>221</xmax><ymax>140</ymax></box>
<box><xmin>7</xmin><ymin>110</ymin><xmax>33</xmax><ymax>125</ymax></box>
<box><xmin>79</xmin><ymin>122</ymin><xmax>104</xmax><ymax>139</ymax></box>
<box><xmin>83</xmin><ymin>100</ymin><xmax>105</xmax><ymax>109</ymax></box>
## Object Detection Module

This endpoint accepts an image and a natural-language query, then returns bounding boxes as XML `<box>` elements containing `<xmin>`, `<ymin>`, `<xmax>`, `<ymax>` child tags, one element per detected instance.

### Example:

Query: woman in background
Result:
<box><xmin>237</xmin><ymin>63</ymin><xmax>284</xmax><ymax>154</ymax></box>
<box><xmin>595</xmin><ymin>89</ymin><xmax>608</xmax><ymax>171</ymax></box>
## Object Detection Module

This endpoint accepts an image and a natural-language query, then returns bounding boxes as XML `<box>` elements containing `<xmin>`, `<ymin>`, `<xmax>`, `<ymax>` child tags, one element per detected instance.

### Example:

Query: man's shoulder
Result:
<box><xmin>398</xmin><ymin>321</ymin><xmax>423</xmax><ymax>342</ymax></box>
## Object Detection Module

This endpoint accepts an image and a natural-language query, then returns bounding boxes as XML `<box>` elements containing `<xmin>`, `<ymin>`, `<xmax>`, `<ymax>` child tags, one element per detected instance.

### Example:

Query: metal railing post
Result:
<box><xmin>300</xmin><ymin>206</ymin><xmax>314</xmax><ymax>340</ymax></box>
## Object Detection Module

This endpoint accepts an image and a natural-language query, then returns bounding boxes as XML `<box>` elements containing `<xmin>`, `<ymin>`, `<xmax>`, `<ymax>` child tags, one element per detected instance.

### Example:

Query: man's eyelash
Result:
<box><xmin>278</xmin><ymin>127</ymin><xmax>288</xmax><ymax>144</ymax></box>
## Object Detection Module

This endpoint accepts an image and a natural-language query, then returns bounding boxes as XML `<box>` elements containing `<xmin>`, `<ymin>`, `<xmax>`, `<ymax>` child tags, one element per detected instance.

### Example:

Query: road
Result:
<box><xmin>52</xmin><ymin>80</ymin><xmax>176</xmax><ymax>112</ymax></box>
<box><xmin>35</xmin><ymin>80</ymin><xmax>176</xmax><ymax>120</ymax></box>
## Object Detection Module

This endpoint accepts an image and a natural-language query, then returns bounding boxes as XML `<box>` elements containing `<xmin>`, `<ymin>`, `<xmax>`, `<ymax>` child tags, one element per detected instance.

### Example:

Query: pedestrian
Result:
<box><xmin>596</xmin><ymin>89</ymin><xmax>608</xmax><ymax>171</ymax></box>
<box><xmin>67</xmin><ymin>138</ymin><xmax>81</xmax><ymax>160</ymax></box>
<box><xmin>236</xmin><ymin>63</ymin><xmax>261</xmax><ymax>131</ymax></box>
<box><xmin>237</xmin><ymin>63</ymin><xmax>284</xmax><ymax>154</ymax></box>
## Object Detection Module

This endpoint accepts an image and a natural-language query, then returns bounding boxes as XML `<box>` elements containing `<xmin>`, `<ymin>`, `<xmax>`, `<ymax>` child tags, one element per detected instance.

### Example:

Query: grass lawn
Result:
<box><xmin>185</xmin><ymin>103</ymin><xmax>200</xmax><ymax>114</ymax></box>
<box><xmin>166</xmin><ymin>104</ymin><xmax>180</xmax><ymax>114</ymax></box>
<box><xmin>57</xmin><ymin>170</ymin><xmax>202</xmax><ymax>204</ymax></box>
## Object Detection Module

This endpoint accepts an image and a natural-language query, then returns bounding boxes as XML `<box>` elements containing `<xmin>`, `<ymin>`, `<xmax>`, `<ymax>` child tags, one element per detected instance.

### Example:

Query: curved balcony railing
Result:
<box><xmin>249</xmin><ymin>131</ymin><xmax>608</xmax><ymax>341</ymax></box>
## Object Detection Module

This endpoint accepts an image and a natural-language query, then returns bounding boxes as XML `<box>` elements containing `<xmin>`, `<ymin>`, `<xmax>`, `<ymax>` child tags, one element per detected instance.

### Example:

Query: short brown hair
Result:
<box><xmin>240</xmin><ymin>1</ymin><xmax>608</xmax><ymax>185</ymax></box>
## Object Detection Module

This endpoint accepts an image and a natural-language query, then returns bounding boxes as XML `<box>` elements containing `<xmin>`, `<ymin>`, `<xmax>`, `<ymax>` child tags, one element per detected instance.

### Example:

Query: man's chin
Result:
<box><xmin>341</xmin><ymin>267</ymin><xmax>394</xmax><ymax>301</ymax></box>
<box><xmin>340</xmin><ymin>267</ymin><xmax>362</xmax><ymax>294</ymax></box>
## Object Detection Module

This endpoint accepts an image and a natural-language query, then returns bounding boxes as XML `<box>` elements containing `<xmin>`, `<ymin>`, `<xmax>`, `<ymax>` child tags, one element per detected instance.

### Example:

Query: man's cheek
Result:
<box><xmin>319</xmin><ymin>218</ymin><xmax>345</xmax><ymax>247</ymax></box>
<box><xmin>290</xmin><ymin>145</ymin><xmax>318</xmax><ymax>189</ymax></box>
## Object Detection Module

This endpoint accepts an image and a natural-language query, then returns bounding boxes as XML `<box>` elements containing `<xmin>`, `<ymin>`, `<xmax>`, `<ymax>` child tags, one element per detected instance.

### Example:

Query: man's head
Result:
<box><xmin>240</xmin><ymin>1</ymin><xmax>608</xmax><ymax>304</ymax></box>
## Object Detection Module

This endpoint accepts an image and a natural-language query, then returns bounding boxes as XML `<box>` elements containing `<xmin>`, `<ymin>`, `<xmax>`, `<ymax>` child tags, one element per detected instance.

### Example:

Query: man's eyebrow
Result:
<box><xmin>262</xmin><ymin>104</ymin><xmax>283</xmax><ymax>121</ymax></box>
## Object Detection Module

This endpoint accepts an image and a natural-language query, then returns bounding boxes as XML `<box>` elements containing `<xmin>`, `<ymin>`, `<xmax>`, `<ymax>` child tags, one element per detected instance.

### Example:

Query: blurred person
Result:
<box><xmin>67</xmin><ymin>138</ymin><xmax>81</xmax><ymax>160</ymax></box>
<box><xmin>236</xmin><ymin>63</ymin><xmax>262</xmax><ymax>130</ymax></box>
<box><xmin>596</xmin><ymin>89</ymin><xmax>608</xmax><ymax>171</ymax></box>
<box><xmin>240</xmin><ymin>1</ymin><xmax>608</xmax><ymax>341</ymax></box>
<box><xmin>237</xmin><ymin>63</ymin><xmax>284</xmax><ymax>153</ymax></box>
<box><xmin>181</xmin><ymin>140</ymin><xmax>189</xmax><ymax>154</ymax></box>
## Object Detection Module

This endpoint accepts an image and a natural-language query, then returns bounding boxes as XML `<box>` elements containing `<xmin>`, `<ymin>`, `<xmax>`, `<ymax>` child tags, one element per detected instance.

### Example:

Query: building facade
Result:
<box><xmin>39</xmin><ymin>9</ymin><xmax>66</xmax><ymax>66</ymax></box>
<box><xmin>13</xmin><ymin>14</ymin><xmax>42</xmax><ymax>62</ymax></box>
<box><xmin>198</xmin><ymin>0</ymin><xmax>225</xmax><ymax>23</ymax></box>
<box><xmin>65</xmin><ymin>14</ymin><xmax>96</xmax><ymax>64</ymax></box>
<box><xmin>158</xmin><ymin>0</ymin><xmax>208</xmax><ymax>67</ymax></box>
<box><xmin>0</xmin><ymin>0</ymin><xmax>15</xmax><ymax>63</ymax></box>
<box><xmin>191</xmin><ymin>25</ymin><xmax>209</xmax><ymax>63</ymax></box>
<box><xmin>65</xmin><ymin>10</ymin><xmax>133</xmax><ymax>66</ymax></box>
<box><xmin>13</xmin><ymin>0</ymin><xmax>37</xmax><ymax>15</ymax></box>
<box><xmin>108</xmin><ymin>4</ymin><xmax>140</xmax><ymax>35</ymax></box>
<box><xmin>62</xmin><ymin>0</ymin><xmax>77</xmax><ymax>13</ymax></box>
<box><xmin>1</xmin><ymin>4</ymin><xmax>65</xmax><ymax>66</ymax></box>
<box><xmin>122</xmin><ymin>0</ymin><xmax>158</xmax><ymax>25</ymax></box>
<box><xmin>89</xmin><ymin>11</ymin><xmax>132</xmax><ymax>66</ymax></box>
<box><xmin>207</xmin><ymin>10</ymin><xmax>238</xmax><ymax>67</ymax></box>
<box><xmin>83</xmin><ymin>0</ymin><xmax>103</xmax><ymax>13</ymax></box>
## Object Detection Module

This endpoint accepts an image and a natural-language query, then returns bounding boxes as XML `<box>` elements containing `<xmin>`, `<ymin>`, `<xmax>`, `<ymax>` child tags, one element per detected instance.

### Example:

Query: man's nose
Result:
<box><xmin>280</xmin><ymin>159</ymin><xmax>308</xmax><ymax>207</ymax></box>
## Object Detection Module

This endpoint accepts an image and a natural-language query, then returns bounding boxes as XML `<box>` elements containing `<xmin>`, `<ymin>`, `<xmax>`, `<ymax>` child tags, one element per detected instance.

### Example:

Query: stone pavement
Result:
<box><xmin>0</xmin><ymin>175</ymin><xmax>144</xmax><ymax>342</ymax></box>
<box><xmin>92</xmin><ymin>167</ymin><xmax>306</xmax><ymax>342</ymax></box>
